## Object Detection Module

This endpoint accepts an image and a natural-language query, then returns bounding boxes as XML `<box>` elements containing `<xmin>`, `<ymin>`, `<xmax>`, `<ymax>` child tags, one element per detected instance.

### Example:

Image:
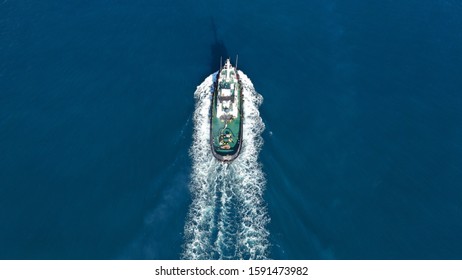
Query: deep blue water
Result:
<box><xmin>1</xmin><ymin>0</ymin><xmax>462</xmax><ymax>259</ymax></box>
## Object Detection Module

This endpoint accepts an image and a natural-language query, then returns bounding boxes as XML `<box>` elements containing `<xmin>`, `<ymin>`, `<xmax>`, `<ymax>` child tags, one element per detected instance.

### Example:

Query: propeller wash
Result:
<box><xmin>182</xmin><ymin>70</ymin><xmax>269</xmax><ymax>260</ymax></box>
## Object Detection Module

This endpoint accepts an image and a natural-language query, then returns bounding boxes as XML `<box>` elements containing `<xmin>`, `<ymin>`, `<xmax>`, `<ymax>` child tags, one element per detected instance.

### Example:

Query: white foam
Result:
<box><xmin>182</xmin><ymin>71</ymin><xmax>269</xmax><ymax>260</ymax></box>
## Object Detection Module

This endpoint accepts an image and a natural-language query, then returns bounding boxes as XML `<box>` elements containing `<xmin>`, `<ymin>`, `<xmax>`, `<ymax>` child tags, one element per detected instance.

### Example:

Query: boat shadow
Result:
<box><xmin>210</xmin><ymin>17</ymin><xmax>229</xmax><ymax>73</ymax></box>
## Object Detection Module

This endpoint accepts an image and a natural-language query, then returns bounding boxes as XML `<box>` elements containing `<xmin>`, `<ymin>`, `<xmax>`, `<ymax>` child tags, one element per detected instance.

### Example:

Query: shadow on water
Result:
<box><xmin>210</xmin><ymin>18</ymin><xmax>228</xmax><ymax>73</ymax></box>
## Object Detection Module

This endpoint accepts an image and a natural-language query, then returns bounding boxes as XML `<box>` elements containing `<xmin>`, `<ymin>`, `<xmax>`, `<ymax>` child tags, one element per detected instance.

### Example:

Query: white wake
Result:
<box><xmin>182</xmin><ymin>71</ymin><xmax>269</xmax><ymax>260</ymax></box>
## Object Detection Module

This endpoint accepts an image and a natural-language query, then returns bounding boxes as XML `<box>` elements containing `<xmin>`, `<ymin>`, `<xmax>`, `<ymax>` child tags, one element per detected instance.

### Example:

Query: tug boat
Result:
<box><xmin>210</xmin><ymin>58</ymin><xmax>243</xmax><ymax>162</ymax></box>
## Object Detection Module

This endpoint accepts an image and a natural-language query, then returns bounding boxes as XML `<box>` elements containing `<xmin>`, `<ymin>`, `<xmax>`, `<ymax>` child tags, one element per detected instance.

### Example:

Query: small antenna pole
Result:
<box><xmin>220</xmin><ymin>56</ymin><xmax>223</xmax><ymax>71</ymax></box>
<box><xmin>235</xmin><ymin>55</ymin><xmax>239</xmax><ymax>71</ymax></box>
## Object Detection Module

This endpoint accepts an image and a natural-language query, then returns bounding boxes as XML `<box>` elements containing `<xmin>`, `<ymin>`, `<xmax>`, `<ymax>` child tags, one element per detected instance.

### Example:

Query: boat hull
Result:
<box><xmin>210</xmin><ymin>60</ymin><xmax>243</xmax><ymax>162</ymax></box>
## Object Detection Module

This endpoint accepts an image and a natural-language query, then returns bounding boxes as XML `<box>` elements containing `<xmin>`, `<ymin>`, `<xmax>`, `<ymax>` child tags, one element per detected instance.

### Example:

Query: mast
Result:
<box><xmin>220</xmin><ymin>56</ymin><xmax>223</xmax><ymax>71</ymax></box>
<box><xmin>235</xmin><ymin>55</ymin><xmax>238</xmax><ymax>71</ymax></box>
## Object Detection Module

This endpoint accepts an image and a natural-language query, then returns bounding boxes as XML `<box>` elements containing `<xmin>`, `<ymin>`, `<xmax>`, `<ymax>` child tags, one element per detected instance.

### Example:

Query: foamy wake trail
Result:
<box><xmin>182</xmin><ymin>71</ymin><xmax>269</xmax><ymax>260</ymax></box>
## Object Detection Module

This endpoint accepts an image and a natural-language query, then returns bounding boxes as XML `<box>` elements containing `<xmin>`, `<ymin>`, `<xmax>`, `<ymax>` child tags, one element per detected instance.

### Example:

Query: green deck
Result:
<box><xmin>211</xmin><ymin>81</ymin><xmax>242</xmax><ymax>156</ymax></box>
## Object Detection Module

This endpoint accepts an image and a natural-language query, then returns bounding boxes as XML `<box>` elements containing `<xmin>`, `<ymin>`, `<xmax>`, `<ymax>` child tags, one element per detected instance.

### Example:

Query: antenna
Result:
<box><xmin>235</xmin><ymin>55</ymin><xmax>239</xmax><ymax>71</ymax></box>
<box><xmin>220</xmin><ymin>56</ymin><xmax>223</xmax><ymax>71</ymax></box>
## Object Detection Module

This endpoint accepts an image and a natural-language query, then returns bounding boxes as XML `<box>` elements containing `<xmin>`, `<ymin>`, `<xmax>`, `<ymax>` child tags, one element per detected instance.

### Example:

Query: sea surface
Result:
<box><xmin>1</xmin><ymin>0</ymin><xmax>462</xmax><ymax>259</ymax></box>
